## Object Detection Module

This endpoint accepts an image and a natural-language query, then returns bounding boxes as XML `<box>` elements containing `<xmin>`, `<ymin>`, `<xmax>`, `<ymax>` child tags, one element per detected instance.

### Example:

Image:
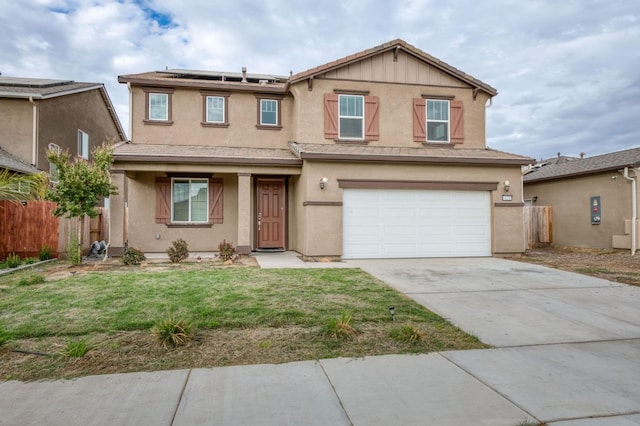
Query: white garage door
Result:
<box><xmin>343</xmin><ymin>189</ymin><xmax>491</xmax><ymax>259</ymax></box>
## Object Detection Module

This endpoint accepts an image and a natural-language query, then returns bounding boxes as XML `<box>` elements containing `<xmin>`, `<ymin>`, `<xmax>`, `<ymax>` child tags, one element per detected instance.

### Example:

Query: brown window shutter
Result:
<box><xmin>155</xmin><ymin>177</ymin><xmax>171</xmax><ymax>224</ymax></box>
<box><xmin>324</xmin><ymin>93</ymin><xmax>339</xmax><ymax>139</ymax></box>
<box><xmin>209</xmin><ymin>178</ymin><xmax>224</xmax><ymax>224</ymax></box>
<box><xmin>450</xmin><ymin>100</ymin><xmax>464</xmax><ymax>144</ymax></box>
<box><xmin>364</xmin><ymin>96</ymin><xmax>379</xmax><ymax>140</ymax></box>
<box><xmin>413</xmin><ymin>98</ymin><xmax>426</xmax><ymax>142</ymax></box>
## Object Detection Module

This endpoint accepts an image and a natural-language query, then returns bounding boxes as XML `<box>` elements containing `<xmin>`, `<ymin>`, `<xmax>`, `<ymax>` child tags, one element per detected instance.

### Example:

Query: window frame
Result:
<box><xmin>260</xmin><ymin>99</ymin><xmax>278</xmax><ymax>126</ymax></box>
<box><xmin>338</xmin><ymin>94</ymin><xmax>365</xmax><ymax>140</ymax></box>
<box><xmin>77</xmin><ymin>130</ymin><xmax>89</xmax><ymax>159</ymax></box>
<box><xmin>255</xmin><ymin>94</ymin><xmax>283</xmax><ymax>130</ymax></box>
<box><xmin>143</xmin><ymin>87</ymin><xmax>174</xmax><ymax>125</ymax></box>
<box><xmin>171</xmin><ymin>178</ymin><xmax>209</xmax><ymax>224</ymax></box>
<box><xmin>201</xmin><ymin>91</ymin><xmax>230</xmax><ymax>127</ymax></box>
<box><xmin>426</xmin><ymin>99</ymin><xmax>450</xmax><ymax>143</ymax></box>
<box><xmin>48</xmin><ymin>143</ymin><xmax>61</xmax><ymax>182</ymax></box>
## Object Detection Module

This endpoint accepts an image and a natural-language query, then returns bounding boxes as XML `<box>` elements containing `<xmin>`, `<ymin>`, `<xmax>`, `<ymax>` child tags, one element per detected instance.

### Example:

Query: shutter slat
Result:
<box><xmin>451</xmin><ymin>100</ymin><xmax>464</xmax><ymax>144</ymax></box>
<box><xmin>413</xmin><ymin>98</ymin><xmax>426</xmax><ymax>142</ymax></box>
<box><xmin>364</xmin><ymin>96</ymin><xmax>379</xmax><ymax>140</ymax></box>
<box><xmin>324</xmin><ymin>93</ymin><xmax>339</xmax><ymax>139</ymax></box>
<box><xmin>209</xmin><ymin>178</ymin><xmax>224</xmax><ymax>224</ymax></box>
<box><xmin>155</xmin><ymin>177</ymin><xmax>171</xmax><ymax>224</ymax></box>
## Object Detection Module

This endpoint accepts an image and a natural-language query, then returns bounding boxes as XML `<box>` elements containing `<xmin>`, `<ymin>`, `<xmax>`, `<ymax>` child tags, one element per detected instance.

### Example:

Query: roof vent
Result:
<box><xmin>241</xmin><ymin>67</ymin><xmax>247</xmax><ymax>83</ymax></box>
<box><xmin>580</xmin><ymin>152</ymin><xmax>585</xmax><ymax>159</ymax></box>
<box><xmin>259</xmin><ymin>79</ymin><xmax>268</xmax><ymax>85</ymax></box>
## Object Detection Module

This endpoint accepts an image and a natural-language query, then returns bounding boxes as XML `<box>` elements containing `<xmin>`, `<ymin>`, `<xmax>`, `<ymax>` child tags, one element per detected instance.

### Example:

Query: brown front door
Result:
<box><xmin>257</xmin><ymin>178</ymin><xmax>285</xmax><ymax>249</ymax></box>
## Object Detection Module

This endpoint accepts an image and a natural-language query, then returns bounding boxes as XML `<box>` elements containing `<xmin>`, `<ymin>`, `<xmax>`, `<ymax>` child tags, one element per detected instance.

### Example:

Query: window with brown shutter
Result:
<box><xmin>155</xmin><ymin>176</ymin><xmax>224</xmax><ymax>224</ymax></box>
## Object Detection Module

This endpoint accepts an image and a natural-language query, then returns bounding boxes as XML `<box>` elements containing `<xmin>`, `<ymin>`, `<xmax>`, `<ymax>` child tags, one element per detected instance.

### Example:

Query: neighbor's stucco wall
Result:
<box><xmin>129</xmin><ymin>87</ymin><xmax>294</xmax><ymax>149</ymax></box>
<box><xmin>289</xmin><ymin>78</ymin><xmax>489</xmax><ymax>149</ymax></box>
<box><xmin>294</xmin><ymin>161</ymin><xmax>524</xmax><ymax>257</ymax></box>
<box><xmin>0</xmin><ymin>98</ymin><xmax>34</xmax><ymax>164</ymax></box>
<box><xmin>524</xmin><ymin>172</ymin><xmax>633</xmax><ymax>248</ymax></box>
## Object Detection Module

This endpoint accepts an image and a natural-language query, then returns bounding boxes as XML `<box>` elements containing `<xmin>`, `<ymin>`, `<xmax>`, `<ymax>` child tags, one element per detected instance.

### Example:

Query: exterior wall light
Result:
<box><xmin>504</xmin><ymin>180</ymin><xmax>510</xmax><ymax>192</ymax></box>
<box><xmin>320</xmin><ymin>177</ymin><xmax>328</xmax><ymax>189</ymax></box>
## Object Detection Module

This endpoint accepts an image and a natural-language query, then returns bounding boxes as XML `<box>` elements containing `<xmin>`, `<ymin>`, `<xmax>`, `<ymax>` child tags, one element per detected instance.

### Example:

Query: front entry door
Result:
<box><xmin>257</xmin><ymin>178</ymin><xmax>285</xmax><ymax>249</ymax></box>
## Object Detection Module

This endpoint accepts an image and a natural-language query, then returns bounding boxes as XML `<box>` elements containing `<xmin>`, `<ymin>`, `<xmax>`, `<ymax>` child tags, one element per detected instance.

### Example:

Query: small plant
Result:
<box><xmin>322</xmin><ymin>311</ymin><xmax>358</xmax><ymax>340</ymax></box>
<box><xmin>6</xmin><ymin>253</ymin><xmax>21</xmax><ymax>268</ymax></box>
<box><xmin>0</xmin><ymin>325</ymin><xmax>10</xmax><ymax>347</ymax></box>
<box><xmin>122</xmin><ymin>246</ymin><xmax>146</xmax><ymax>266</ymax></box>
<box><xmin>39</xmin><ymin>245</ymin><xmax>53</xmax><ymax>261</ymax></box>
<box><xmin>17</xmin><ymin>274</ymin><xmax>46</xmax><ymax>286</ymax></box>
<box><xmin>24</xmin><ymin>257</ymin><xmax>38</xmax><ymax>265</ymax></box>
<box><xmin>61</xmin><ymin>339</ymin><xmax>92</xmax><ymax>358</ymax></box>
<box><xmin>389</xmin><ymin>324</ymin><xmax>426</xmax><ymax>343</ymax></box>
<box><xmin>217</xmin><ymin>239</ymin><xmax>237</xmax><ymax>262</ymax></box>
<box><xmin>167</xmin><ymin>238</ymin><xmax>189</xmax><ymax>263</ymax></box>
<box><xmin>152</xmin><ymin>317</ymin><xmax>193</xmax><ymax>348</ymax></box>
<box><xmin>66</xmin><ymin>233</ymin><xmax>81</xmax><ymax>266</ymax></box>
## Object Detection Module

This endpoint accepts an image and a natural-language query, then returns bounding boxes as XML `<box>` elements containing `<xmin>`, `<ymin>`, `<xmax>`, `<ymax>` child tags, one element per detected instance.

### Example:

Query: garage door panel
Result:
<box><xmin>343</xmin><ymin>189</ymin><xmax>491</xmax><ymax>259</ymax></box>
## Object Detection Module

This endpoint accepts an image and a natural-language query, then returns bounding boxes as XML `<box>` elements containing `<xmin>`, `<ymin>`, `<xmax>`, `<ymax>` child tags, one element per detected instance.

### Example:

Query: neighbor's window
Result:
<box><xmin>172</xmin><ymin>178</ymin><xmax>208</xmax><ymax>223</ymax></box>
<box><xmin>77</xmin><ymin>130</ymin><xmax>89</xmax><ymax>159</ymax></box>
<box><xmin>49</xmin><ymin>143</ymin><xmax>61</xmax><ymax>181</ymax></box>
<box><xmin>339</xmin><ymin>95</ymin><xmax>364</xmax><ymax>139</ymax></box>
<box><xmin>426</xmin><ymin>99</ymin><xmax>449</xmax><ymax>142</ymax></box>
<box><xmin>260</xmin><ymin>99</ymin><xmax>277</xmax><ymax>126</ymax></box>
<box><xmin>149</xmin><ymin>93</ymin><xmax>168</xmax><ymax>121</ymax></box>
<box><xmin>206</xmin><ymin>96</ymin><xmax>225</xmax><ymax>123</ymax></box>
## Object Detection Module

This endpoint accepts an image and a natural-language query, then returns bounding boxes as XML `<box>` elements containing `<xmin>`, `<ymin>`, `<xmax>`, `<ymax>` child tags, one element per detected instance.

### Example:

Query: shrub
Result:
<box><xmin>322</xmin><ymin>311</ymin><xmax>358</xmax><ymax>340</ymax></box>
<box><xmin>123</xmin><ymin>247</ymin><xmax>146</xmax><ymax>266</ymax></box>
<box><xmin>17</xmin><ymin>274</ymin><xmax>46</xmax><ymax>286</ymax></box>
<box><xmin>389</xmin><ymin>325</ymin><xmax>426</xmax><ymax>343</ymax></box>
<box><xmin>61</xmin><ymin>339</ymin><xmax>92</xmax><ymax>358</ymax></box>
<box><xmin>217</xmin><ymin>239</ymin><xmax>237</xmax><ymax>262</ymax></box>
<box><xmin>167</xmin><ymin>238</ymin><xmax>189</xmax><ymax>263</ymax></box>
<box><xmin>152</xmin><ymin>317</ymin><xmax>193</xmax><ymax>348</ymax></box>
<box><xmin>6</xmin><ymin>253</ymin><xmax>21</xmax><ymax>268</ymax></box>
<box><xmin>66</xmin><ymin>233</ymin><xmax>81</xmax><ymax>266</ymax></box>
<box><xmin>39</xmin><ymin>244</ymin><xmax>53</xmax><ymax>261</ymax></box>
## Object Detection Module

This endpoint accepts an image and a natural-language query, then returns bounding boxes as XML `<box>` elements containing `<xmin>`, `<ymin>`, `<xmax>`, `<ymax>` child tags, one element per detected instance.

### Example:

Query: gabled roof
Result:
<box><xmin>289</xmin><ymin>142</ymin><xmax>532</xmax><ymax>166</ymax></box>
<box><xmin>0</xmin><ymin>146</ymin><xmax>39</xmax><ymax>174</ymax></box>
<box><xmin>289</xmin><ymin>39</ymin><xmax>498</xmax><ymax>97</ymax></box>
<box><xmin>523</xmin><ymin>147</ymin><xmax>640</xmax><ymax>183</ymax></box>
<box><xmin>0</xmin><ymin>77</ymin><xmax>127</xmax><ymax>142</ymax></box>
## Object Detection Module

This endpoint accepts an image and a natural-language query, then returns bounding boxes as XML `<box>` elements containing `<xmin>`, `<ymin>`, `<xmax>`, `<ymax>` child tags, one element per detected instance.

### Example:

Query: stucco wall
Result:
<box><xmin>524</xmin><ymin>172</ymin><xmax>634</xmax><ymax>248</ymax></box>
<box><xmin>0</xmin><ymin>98</ymin><xmax>34</xmax><ymax>164</ymax></box>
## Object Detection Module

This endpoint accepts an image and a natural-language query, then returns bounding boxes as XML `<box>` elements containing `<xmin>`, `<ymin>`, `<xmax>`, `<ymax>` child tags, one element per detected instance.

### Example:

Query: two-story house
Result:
<box><xmin>111</xmin><ymin>39</ymin><xmax>533</xmax><ymax>259</ymax></box>
<box><xmin>0</xmin><ymin>76</ymin><xmax>127</xmax><ymax>257</ymax></box>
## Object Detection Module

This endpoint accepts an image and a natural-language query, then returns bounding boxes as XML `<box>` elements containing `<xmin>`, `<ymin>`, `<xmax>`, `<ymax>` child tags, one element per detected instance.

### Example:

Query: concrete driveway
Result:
<box><xmin>349</xmin><ymin>257</ymin><xmax>640</xmax><ymax>424</ymax></box>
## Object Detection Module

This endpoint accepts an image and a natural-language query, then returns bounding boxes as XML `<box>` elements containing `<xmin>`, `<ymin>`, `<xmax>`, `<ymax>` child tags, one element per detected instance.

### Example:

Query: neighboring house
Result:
<box><xmin>523</xmin><ymin>147</ymin><xmax>640</xmax><ymax>251</ymax></box>
<box><xmin>0</xmin><ymin>76</ymin><xmax>127</xmax><ymax>255</ymax></box>
<box><xmin>111</xmin><ymin>39</ymin><xmax>533</xmax><ymax>259</ymax></box>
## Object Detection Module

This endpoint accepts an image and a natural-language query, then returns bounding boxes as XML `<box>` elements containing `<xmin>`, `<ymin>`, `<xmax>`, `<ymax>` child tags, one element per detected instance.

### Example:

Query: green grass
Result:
<box><xmin>0</xmin><ymin>268</ymin><xmax>449</xmax><ymax>339</ymax></box>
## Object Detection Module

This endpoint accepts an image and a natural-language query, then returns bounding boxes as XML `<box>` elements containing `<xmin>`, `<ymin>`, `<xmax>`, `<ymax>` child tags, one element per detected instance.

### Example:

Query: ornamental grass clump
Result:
<box><xmin>322</xmin><ymin>311</ymin><xmax>359</xmax><ymax>340</ymax></box>
<box><xmin>152</xmin><ymin>317</ymin><xmax>193</xmax><ymax>349</ymax></box>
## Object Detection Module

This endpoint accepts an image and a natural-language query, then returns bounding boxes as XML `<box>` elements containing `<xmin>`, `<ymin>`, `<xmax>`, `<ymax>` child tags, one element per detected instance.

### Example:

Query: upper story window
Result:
<box><xmin>426</xmin><ymin>100</ymin><xmax>449</xmax><ymax>143</ymax></box>
<box><xmin>413</xmin><ymin>96</ymin><xmax>464</xmax><ymax>144</ymax></box>
<box><xmin>172</xmin><ymin>178</ymin><xmax>208</xmax><ymax>223</ymax></box>
<box><xmin>144</xmin><ymin>87</ymin><xmax>174</xmax><ymax>125</ymax></box>
<box><xmin>255</xmin><ymin>94</ymin><xmax>283</xmax><ymax>129</ymax></box>
<box><xmin>339</xmin><ymin>95</ymin><xmax>364</xmax><ymax>139</ymax></box>
<box><xmin>78</xmin><ymin>130</ymin><xmax>89</xmax><ymax>159</ymax></box>
<box><xmin>201</xmin><ymin>91</ymin><xmax>230</xmax><ymax>127</ymax></box>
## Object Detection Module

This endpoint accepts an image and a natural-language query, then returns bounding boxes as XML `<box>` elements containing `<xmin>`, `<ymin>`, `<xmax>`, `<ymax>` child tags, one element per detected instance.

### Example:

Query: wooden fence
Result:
<box><xmin>524</xmin><ymin>205</ymin><xmax>553</xmax><ymax>249</ymax></box>
<box><xmin>0</xmin><ymin>200</ymin><xmax>59</xmax><ymax>260</ymax></box>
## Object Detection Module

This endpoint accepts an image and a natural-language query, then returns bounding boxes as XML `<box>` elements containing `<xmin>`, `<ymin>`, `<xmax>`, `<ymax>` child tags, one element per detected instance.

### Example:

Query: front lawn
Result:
<box><xmin>0</xmin><ymin>261</ymin><xmax>486</xmax><ymax>380</ymax></box>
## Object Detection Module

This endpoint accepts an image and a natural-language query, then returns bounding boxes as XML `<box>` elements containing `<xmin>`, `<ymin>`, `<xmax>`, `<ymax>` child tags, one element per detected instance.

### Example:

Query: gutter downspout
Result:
<box><xmin>623</xmin><ymin>167</ymin><xmax>637</xmax><ymax>255</ymax></box>
<box><xmin>29</xmin><ymin>96</ymin><xmax>37</xmax><ymax>166</ymax></box>
<box><xmin>127</xmin><ymin>83</ymin><xmax>132</xmax><ymax>141</ymax></box>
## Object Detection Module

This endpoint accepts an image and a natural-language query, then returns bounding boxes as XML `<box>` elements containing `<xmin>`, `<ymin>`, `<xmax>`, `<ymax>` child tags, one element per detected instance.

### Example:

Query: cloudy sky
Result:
<box><xmin>1</xmin><ymin>0</ymin><xmax>638</xmax><ymax>161</ymax></box>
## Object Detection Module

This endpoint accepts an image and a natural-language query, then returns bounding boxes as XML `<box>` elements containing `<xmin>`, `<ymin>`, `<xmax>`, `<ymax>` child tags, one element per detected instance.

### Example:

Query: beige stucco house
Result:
<box><xmin>523</xmin><ymin>147</ymin><xmax>640</xmax><ymax>252</ymax></box>
<box><xmin>111</xmin><ymin>39</ymin><xmax>533</xmax><ymax>259</ymax></box>
<box><xmin>0</xmin><ymin>76</ymin><xmax>127</xmax><ymax>256</ymax></box>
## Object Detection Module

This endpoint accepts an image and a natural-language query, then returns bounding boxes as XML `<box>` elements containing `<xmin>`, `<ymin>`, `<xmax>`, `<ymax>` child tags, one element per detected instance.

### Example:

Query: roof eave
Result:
<box><xmin>297</xmin><ymin>152</ymin><xmax>531</xmax><ymax>166</ymax></box>
<box><xmin>113</xmin><ymin>154</ymin><xmax>302</xmax><ymax>166</ymax></box>
<box><xmin>118</xmin><ymin>75</ymin><xmax>287</xmax><ymax>94</ymax></box>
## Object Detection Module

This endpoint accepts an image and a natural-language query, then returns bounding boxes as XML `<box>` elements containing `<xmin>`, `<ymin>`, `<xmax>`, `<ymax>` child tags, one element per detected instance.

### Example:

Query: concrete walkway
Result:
<box><xmin>2</xmin><ymin>253</ymin><xmax>640</xmax><ymax>425</ymax></box>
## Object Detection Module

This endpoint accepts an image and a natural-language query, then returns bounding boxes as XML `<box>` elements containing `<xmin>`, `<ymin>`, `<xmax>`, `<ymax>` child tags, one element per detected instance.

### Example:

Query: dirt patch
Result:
<box><xmin>511</xmin><ymin>247</ymin><xmax>640</xmax><ymax>286</ymax></box>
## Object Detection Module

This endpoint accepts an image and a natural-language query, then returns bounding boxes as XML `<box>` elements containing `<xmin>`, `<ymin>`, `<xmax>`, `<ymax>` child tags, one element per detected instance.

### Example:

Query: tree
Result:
<box><xmin>46</xmin><ymin>142</ymin><xmax>117</xmax><ymax>264</ymax></box>
<box><xmin>0</xmin><ymin>168</ymin><xmax>48</xmax><ymax>202</ymax></box>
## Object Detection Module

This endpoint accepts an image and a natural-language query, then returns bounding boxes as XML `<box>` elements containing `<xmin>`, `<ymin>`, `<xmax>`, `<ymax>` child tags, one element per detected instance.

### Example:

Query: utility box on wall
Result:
<box><xmin>590</xmin><ymin>196</ymin><xmax>601</xmax><ymax>225</ymax></box>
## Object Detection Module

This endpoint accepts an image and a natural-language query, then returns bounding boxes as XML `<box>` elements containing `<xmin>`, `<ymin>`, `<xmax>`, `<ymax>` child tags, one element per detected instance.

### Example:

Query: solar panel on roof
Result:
<box><xmin>0</xmin><ymin>77</ymin><xmax>74</xmax><ymax>88</ymax></box>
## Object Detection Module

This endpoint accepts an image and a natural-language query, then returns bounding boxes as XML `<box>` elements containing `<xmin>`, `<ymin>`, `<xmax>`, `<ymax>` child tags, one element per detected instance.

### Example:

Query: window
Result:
<box><xmin>156</xmin><ymin>177</ymin><xmax>223</xmax><ymax>225</ymax></box>
<box><xmin>339</xmin><ymin>95</ymin><xmax>364</xmax><ymax>139</ymax></box>
<box><xmin>260</xmin><ymin>99</ymin><xmax>277</xmax><ymax>125</ymax></box>
<box><xmin>77</xmin><ymin>130</ymin><xmax>89</xmax><ymax>159</ymax></box>
<box><xmin>426</xmin><ymin>100</ymin><xmax>449</xmax><ymax>142</ymax></box>
<box><xmin>206</xmin><ymin>96</ymin><xmax>225</xmax><ymax>123</ymax></box>
<box><xmin>48</xmin><ymin>143</ymin><xmax>60</xmax><ymax>181</ymax></box>
<box><xmin>144</xmin><ymin>88</ymin><xmax>174</xmax><ymax>124</ymax></box>
<box><xmin>172</xmin><ymin>179</ymin><xmax>208</xmax><ymax>223</ymax></box>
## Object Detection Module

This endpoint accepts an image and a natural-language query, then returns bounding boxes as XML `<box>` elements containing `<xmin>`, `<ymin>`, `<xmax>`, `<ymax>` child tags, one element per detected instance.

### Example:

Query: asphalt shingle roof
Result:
<box><xmin>523</xmin><ymin>147</ymin><xmax>640</xmax><ymax>183</ymax></box>
<box><xmin>0</xmin><ymin>146</ymin><xmax>39</xmax><ymax>174</ymax></box>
